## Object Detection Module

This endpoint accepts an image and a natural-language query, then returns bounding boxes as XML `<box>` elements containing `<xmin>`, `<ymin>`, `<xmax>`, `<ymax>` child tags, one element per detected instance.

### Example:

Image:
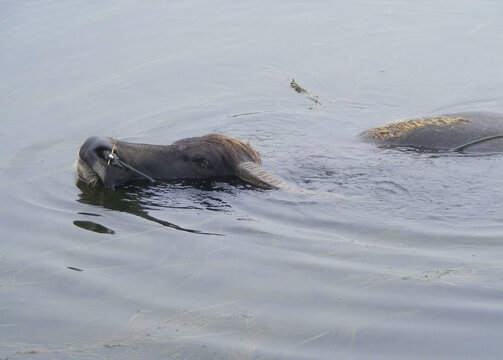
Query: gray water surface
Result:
<box><xmin>1</xmin><ymin>1</ymin><xmax>503</xmax><ymax>359</ymax></box>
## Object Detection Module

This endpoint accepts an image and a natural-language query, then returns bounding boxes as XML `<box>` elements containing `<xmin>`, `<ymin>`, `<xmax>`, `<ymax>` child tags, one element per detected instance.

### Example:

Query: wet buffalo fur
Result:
<box><xmin>175</xmin><ymin>134</ymin><xmax>261</xmax><ymax>172</ymax></box>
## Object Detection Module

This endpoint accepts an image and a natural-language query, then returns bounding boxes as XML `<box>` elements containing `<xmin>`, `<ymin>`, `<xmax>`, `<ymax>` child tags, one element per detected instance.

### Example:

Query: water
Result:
<box><xmin>1</xmin><ymin>1</ymin><xmax>503</xmax><ymax>359</ymax></box>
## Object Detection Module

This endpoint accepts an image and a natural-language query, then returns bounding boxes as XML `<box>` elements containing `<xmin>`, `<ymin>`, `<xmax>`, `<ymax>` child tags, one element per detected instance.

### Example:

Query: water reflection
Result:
<box><xmin>75</xmin><ymin>178</ymin><xmax>250</xmax><ymax>236</ymax></box>
<box><xmin>73</xmin><ymin>220</ymin><xmax>115</xmax><ymax>234</ymax></box>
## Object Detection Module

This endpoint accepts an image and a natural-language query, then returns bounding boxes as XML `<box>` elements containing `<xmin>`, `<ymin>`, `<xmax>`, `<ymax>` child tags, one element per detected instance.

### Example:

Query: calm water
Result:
<box><xmin>2</xmin><ymin>1</ymin><xmax>503</xmax><ymax>359</ymax></box>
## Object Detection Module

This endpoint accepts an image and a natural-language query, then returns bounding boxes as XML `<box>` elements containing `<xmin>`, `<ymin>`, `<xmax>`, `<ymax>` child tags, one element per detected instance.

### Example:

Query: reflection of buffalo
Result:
<box><xmin>77</xmin><ymin>112</ymin><xmax>503</xmax><ymax>189</ymax></box>
<box><xmin>75</xmin><ymin>181</ymin><xmax>224</xmax><ymax>235</ymax></box>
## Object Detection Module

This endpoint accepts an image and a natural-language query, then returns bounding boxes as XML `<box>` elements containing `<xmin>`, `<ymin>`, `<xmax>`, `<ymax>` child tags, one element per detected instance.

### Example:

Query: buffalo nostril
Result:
<box><xmin>79</xmin><ymin>136</ymin><xmax>113</xmax><ymax>163</ymax></box>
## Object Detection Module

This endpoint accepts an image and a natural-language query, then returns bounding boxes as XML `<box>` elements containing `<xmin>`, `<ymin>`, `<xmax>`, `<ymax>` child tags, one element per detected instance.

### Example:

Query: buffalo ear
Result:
<box><xmin>236</xmin><ymin>161</ymin><xmax>285</xmax><ymax>189</ymax></box>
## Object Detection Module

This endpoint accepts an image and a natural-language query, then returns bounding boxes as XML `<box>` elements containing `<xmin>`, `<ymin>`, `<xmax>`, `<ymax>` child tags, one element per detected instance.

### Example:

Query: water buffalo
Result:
<box><xmin>77</xmin><ymin>112</ymin><xmax>503</xmax><ymax>189</ymax></box>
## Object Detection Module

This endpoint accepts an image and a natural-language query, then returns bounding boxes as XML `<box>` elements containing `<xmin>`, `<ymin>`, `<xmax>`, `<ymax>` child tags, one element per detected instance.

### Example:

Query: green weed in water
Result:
<box><xmin>290</xmin><ymin>78</ymin><xmax>321</xmax><ymax>105</ymax></box>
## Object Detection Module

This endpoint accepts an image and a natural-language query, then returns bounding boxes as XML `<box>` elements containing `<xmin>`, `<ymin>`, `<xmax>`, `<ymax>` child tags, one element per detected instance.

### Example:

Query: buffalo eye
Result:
<box><xmin>192</xmin><ymin>157</ymin><xmax>211</xmax><ymax>170</ymax></box>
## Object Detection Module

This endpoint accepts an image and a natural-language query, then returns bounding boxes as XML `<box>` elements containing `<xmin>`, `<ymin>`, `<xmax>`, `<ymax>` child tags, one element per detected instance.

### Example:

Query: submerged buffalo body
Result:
<box><xmin>363</xmin><ymin>111</ymin><xmax>503</xmax><ymax>151</ymax></box>
<box><xmin>77</xmin><ymin>112</ymin><xmax>503</xmax><ymax>189</ymax></box>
